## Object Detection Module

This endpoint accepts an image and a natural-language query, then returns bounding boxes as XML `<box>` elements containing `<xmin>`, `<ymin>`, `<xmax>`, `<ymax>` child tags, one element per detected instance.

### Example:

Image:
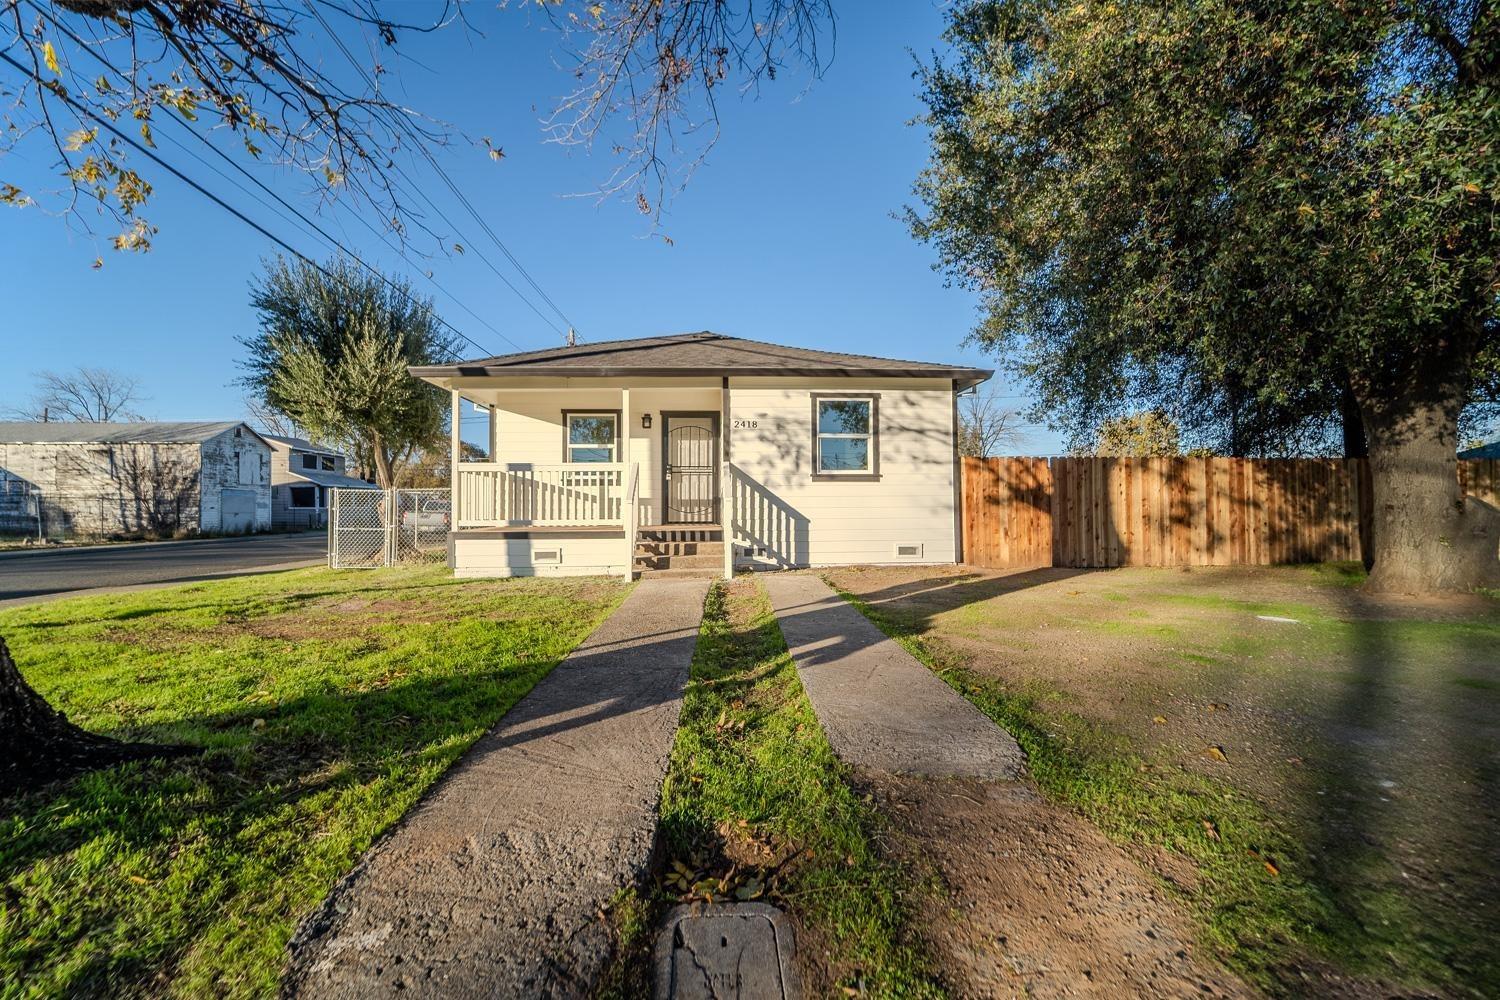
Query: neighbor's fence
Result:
<box><xmin>329</xmin><ymin>488</ymin><xmax>450</xmax><ymax>568</ymax></box>
<box><xmin>962</xmin><ymin>456</ymin><xmax>1500</xmax><ymax>570</ymax></box>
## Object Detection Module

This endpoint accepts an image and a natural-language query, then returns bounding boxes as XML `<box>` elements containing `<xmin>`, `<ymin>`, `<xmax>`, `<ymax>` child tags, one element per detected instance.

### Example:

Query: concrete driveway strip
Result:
<box><xmin>283</xmin><ymin>577</ymin><xmax>711</xmax><ymax>1000</ymax></box>
<box><xmin>763</xmin><ymin>574</ymin><xmax>1024</xmax><ymax>780</ymax></box>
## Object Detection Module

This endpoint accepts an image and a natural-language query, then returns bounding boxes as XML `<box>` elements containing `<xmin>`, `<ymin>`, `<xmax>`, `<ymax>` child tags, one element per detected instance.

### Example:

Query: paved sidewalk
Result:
<box><xmin>283</xmin><ymin>577</ymin><xmax>711</xmax><ymax>999</ymax></box>
<box><xmin>763</xmin><ymin>574</ymin><xmax>1024</xmax><ymax>780</ymax></box>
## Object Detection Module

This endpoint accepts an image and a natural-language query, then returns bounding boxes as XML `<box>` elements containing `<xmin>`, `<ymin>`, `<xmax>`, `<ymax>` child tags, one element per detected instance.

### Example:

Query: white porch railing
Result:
<box><xmin>457</xmin><ymin>463</ymin><xmax>626</xmax><ymax>527</ymax></box>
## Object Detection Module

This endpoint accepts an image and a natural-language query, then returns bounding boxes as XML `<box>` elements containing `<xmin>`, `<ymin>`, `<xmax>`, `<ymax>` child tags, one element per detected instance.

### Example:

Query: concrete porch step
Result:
<box><xmin>634</xmin><ymin>553</ymin><xmax>723</xmax><ymax>570</ymax></box>
<box><xmin>635</xmin><ymin>541</ymin><xmax>725</xmax><ymax>557</ymax></box>
<box><xmin>634</xmin><ymin>567</ymin><xmax>723</xmax><ymax>580</ymax></box>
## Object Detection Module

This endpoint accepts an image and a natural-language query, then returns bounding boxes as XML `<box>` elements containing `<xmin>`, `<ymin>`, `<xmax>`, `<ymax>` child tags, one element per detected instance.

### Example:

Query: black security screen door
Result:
<box><xmin>664</xmin><ymin>416</ymin><xmax>718</xmax><ymax>524</ymax></box>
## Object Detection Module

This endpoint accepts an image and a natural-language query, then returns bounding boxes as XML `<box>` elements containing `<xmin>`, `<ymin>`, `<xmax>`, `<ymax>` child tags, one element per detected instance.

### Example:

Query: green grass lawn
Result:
<box><xmin>827</xmin><ymin>563</ymin><xmax>1500</xmax><ymax>999</ymax></box>
<box><xmin>601</xmin><ymin>579</ymin><xmax>940</xmax><ymax>998</ymax></box>
<box><xmin>0</xmin><ymin>566</ymin><xmax>625</xmax><ymax>999</ymax></box>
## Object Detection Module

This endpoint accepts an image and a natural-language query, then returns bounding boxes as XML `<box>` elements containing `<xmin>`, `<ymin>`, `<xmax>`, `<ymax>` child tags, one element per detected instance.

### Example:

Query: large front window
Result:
<box><xmin>815</xmin><ymin>397</ymin><xmax>876</xmax><ymax>474</ymax></box>
<box><xmin>566</xmin><ymin>413</ymin><xmax>618</xmax><ymax>463</ymax></box>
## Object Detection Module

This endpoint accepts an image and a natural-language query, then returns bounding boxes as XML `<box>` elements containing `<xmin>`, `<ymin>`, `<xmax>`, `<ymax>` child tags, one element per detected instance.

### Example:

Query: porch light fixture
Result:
<box><xmin>641</xmin><ymin>413</ymin><xmax>653</xmax><ymax>429</ymax></box>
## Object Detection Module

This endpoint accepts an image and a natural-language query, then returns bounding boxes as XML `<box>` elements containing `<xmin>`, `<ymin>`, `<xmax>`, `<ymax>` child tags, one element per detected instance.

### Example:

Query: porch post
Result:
<box><xmin>620</xmin><ymin>385</ymin><xmax>631</xmax><ymax>518</ymax></box>
<box><xmin>721</xmin><ymin>377</ymin><xmax>733</xmax><ymax>579</ymax></box>
<box><xmin>450</xmin><ymin>389</ymin><xmax>461</xmax><ymax>525</ymax></box>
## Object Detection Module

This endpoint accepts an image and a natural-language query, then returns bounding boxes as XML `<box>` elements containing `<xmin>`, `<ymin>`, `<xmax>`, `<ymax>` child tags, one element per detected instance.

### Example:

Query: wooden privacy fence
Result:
<box><xmin>961</xmin><ymin>456</ymin><xmax>1500</xmax><ymax>570</ymax></box>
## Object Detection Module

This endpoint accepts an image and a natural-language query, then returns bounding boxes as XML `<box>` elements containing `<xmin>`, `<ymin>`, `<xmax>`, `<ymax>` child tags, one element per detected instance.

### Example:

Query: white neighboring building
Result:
<box><xmin>0</xmin><ymin>421</ymin><xmax>271</xmax><ymax>538</ymax></box>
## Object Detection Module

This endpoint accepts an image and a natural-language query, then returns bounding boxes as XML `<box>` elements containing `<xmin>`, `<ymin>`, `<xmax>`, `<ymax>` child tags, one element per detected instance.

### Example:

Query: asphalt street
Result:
<box><xmin>0</xmin><ymin>532</ymin><xmax>328</xmax><ymax>603</ymax></box>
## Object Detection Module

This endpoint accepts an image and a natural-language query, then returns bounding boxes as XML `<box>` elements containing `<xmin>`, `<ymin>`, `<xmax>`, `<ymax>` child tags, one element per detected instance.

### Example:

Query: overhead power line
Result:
<box><xmin>4</xmin><ymin>19</ymin><xmax>514</xmax><ymax>362</ymax></box>
<box><xmin>306</xmin><ymin>2</ymin><xmax>583</xmax><ymax>344</ymax></box>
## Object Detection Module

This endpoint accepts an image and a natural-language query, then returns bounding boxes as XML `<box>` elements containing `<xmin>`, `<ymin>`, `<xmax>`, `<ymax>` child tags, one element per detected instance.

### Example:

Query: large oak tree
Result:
<box><xmin>912</xmin><ymin>0</ymin><xmax>1500</xmax><ymax>593</ymax></box>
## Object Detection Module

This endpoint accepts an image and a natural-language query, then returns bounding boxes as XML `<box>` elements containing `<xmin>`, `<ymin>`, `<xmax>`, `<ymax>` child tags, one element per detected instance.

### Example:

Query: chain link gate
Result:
<box><xmin>329</xmin><ymin>488</ymin><xmax>452</xmax><ymax>568</ymax></box>
<box><xmin>392</xmin><ymin>489</ymin><xmax>450</xmax><ymax>565</ymax></box>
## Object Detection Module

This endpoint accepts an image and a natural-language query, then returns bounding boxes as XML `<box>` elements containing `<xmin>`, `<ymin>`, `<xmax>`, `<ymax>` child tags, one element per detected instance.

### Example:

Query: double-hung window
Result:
<box><xmin>813</xmin><ymin>394</ymin><xmax>879</xmax><ymax>478</ymax></box>
<box><xmin>564</xmin><ymin>413</ymin><xmax>618</xmax><ymax>463</ymax></box>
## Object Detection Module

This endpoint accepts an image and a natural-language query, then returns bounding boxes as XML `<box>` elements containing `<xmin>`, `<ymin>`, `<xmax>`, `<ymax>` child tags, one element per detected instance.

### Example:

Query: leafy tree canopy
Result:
<box><xmin>912</xmin><ymin>0</ymin><xmax>1497</xmax><ymax>453</ymax></box>
<box><xmin>912</xmin><ymin>0</ymin><xmax>1499</xmax><ymax>590</ymax></box>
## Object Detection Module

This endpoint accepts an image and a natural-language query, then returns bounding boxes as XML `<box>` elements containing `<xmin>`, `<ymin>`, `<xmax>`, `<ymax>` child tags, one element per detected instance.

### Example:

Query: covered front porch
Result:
<box><xmin>443</xmin><ymin>378</ymin><xmax>734</xmax><ymax>580</ymax></box>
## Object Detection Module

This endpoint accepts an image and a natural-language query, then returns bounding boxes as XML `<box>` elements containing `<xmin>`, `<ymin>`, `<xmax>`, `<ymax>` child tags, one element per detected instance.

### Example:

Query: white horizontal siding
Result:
<box><xmin>452</xmin><ymin>535</ymin><xmax>627</xmax><ymax>578</ymax></box>
<box><xmin>484</xmin><ymin>386</ymin><xmax>722</xmax><ymax>524</ymax></box>
<box><xmin>728</xmin><ymin>377</ymin><xmax>957</xmax><ymax>567</ymax></box>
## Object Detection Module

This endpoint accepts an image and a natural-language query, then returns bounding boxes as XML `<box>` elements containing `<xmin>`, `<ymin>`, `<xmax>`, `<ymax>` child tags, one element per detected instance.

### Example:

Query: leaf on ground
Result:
<box><xmin>1153</xmin><ymin>715</ymin><xmax>1167</xmax><ymax>724</ymax></box>
<box><xmin>1202</xmin><ymin>819</ymin><xmax>1220</xmax><ymax>841</ymax></box>
<box><xmin>1202</xmin><ymin>745</ymin><xmax>1228</xmax><ymax>763</ymax></box>
<box><xmin>734</xmin><ymin>877</ymin><xmax>764</xmax><ymax>901</ymax></box>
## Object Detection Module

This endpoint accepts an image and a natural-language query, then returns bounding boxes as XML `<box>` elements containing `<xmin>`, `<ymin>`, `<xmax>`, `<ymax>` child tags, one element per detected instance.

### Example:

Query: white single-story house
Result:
<box><xmin>0</xmin><ymin>421</ymin><xmax>271</xmax><ymax>538</ymax></box>
<box><xmin>408</xmin><ymin>332</ymin><xmax>992</xmax><ymax>580</ymax></box>
<box><xmin>264</xmin><ymin>434</ymin><xmax>376</xmax><ymax>530</ymax></box>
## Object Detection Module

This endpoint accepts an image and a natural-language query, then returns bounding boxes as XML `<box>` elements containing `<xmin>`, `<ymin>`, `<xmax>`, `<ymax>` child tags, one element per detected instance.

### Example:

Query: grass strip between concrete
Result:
<box><xmin>600</xmin><ymin>578</ymin><xmax>943</xmax><ymax>998</ymax></box>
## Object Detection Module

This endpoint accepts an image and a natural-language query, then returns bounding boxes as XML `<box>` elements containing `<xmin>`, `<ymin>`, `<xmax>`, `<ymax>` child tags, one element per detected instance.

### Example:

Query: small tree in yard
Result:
<box><xmin>1090</xmin><ymin>412</ymin><xmax>1182</xmax><ymax>458</ymax></box>
<box><xmin>912</xmin><ymin>1</ymin><xmax>1500</xmax><ymax>593</ymax></box>
<box><xmin>240</xmin><ymin>257</ymin><xmax>460</xmax><ymax>489</ymax></box>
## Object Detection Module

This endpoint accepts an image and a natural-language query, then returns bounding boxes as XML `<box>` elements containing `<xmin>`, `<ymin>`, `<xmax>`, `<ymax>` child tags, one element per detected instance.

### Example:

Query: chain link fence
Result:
<box><xmin>329</xmin><ymin>488</ymin><xmax>450</xmax><ymax>568</ymax></box>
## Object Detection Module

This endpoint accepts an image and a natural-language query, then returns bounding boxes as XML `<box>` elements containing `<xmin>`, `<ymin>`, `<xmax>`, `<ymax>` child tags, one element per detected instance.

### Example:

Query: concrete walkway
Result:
<box><xmin>283</xmin><ymin>577</ymin><xmax>711</xmax><ymax>999</ymax></box>
<box><xmin>763</xmin><ymin>574</ymin><xmax>1024</xmax><ymax>780</ymax></box>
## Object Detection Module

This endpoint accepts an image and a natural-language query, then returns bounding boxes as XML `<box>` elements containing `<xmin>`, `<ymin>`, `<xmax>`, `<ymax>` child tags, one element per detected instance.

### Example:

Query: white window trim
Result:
<box><xmin>564</xmin><ymin>412</ymin><xmax>619</xmax><ymax>464</ymax></box>
<box><xmin>812</xmin><ymin>395</ymin><xmax>879</xmax><ymax>479</ymax></box>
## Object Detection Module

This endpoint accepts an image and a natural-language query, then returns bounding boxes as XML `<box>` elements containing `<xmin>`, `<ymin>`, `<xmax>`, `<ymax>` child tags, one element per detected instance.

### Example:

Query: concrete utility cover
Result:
<box><xmin>655</xmin><ymin>903</ymin><xmax>800</xmax><ymax>1000</ymax></box>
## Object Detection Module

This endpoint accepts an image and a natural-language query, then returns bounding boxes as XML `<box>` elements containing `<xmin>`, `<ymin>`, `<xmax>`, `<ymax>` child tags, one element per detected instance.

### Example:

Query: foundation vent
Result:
<box><xmin>893</xmin><ymin>542</ymin><xmax>923</xmax><ymax>560</ymax></box>
<box><xmin>533</xmin><ymin>547</ymin><xmax>563</xmax><ymax>564</ymax></box>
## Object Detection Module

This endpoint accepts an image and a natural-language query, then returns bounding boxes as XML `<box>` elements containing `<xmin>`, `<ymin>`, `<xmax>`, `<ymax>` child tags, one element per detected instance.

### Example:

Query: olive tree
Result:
<box><xmin>240</xmin><ymin>256</ymin><xmax>459</xmax><ymax>489</ymax></box>
<box><xmin>911</xmin><ymin>0</ymin><xmax>1499</xmax><ymax>592</ymax></box>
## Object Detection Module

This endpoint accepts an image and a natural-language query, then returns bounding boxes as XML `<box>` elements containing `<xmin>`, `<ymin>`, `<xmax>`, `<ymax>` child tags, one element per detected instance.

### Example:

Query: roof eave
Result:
<box><xmin>409</xmin><ymin>364</ymin><xmax>994</xmax><ymax>387</ymax></box>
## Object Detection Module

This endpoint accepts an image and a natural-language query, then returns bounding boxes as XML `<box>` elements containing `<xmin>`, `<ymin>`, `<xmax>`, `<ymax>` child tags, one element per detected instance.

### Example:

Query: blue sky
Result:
<box><xmin>0</xmin><ymin>2</ymin><xmax>1061</xmax><ymax>452</ymax></box>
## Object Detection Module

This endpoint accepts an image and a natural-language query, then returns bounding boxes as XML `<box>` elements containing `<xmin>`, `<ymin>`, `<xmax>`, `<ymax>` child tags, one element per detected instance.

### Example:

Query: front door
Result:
<box><xmin>662</xmin><ymin>414</ymin><xmax>719</xmax><ymax>524</ymax></box>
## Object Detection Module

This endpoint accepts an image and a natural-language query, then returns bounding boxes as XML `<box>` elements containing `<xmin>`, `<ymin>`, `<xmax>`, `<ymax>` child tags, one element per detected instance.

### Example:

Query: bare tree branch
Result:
<box><xmin>4</xmin><ymin>366</ymin><xmax>147</xmax><ymax>421</ymax></box>
<box><xmin>958</xmin><ymin>394</ymin><xmax>1023</xmax><ymax>457</ymax></box>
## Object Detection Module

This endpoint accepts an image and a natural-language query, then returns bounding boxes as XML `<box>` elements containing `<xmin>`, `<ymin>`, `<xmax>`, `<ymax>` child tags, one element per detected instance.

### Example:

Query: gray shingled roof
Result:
<box><xmin>0</xmin><ymin>421</ymin><xmax>257</xmax><ymax>445</ymax></box>
<box><xmin>409</xmin><ymin>332</ymin><xmax>992</xmax><ymax>388</ymax></box>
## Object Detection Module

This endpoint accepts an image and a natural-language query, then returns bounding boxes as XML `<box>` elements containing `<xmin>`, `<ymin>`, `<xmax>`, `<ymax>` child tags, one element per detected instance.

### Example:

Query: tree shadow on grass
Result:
<box><xmin>1302</xmin><ymin>597</ymin><xmax>1500</xmax><ymax>992</ymax></box>
<box><xmin>0</xmin><ymin>616</ymin><xmax>691</xmax><ymax>997</ymax></box>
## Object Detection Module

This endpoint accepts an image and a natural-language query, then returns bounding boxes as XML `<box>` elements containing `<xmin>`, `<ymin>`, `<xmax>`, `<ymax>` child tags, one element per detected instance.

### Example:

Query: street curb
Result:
<box><xmin>0</xmin><ymin>559</ymin><xmax>327</xmax><ymax>609</ymax></box>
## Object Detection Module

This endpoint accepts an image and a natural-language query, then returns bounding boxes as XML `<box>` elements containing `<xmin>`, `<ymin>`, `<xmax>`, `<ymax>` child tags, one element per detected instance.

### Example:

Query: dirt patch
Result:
<box><xmin>868</xmin><ymin>771</ymin><xmax>1250</xmax><ymax>999</ymax></box>
<box><xmin>826</xmin><ymin>563</ymin><xmax>1500</xmax><ymax>996</ymax></box>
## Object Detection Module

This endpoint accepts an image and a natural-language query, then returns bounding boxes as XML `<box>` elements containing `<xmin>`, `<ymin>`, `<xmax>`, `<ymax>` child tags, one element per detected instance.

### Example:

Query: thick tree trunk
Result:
<box><xmin>1339</xmin><ymin>383</ymin><xmax>1367</xmax><ymax>459</ymax></box>
<box><xmin>0</xmin><ymin>636</ymin><xmax>192</xmax><ymax>796</ymax></box>
<box><xmin>1360</xmin><ymin>395</ymin><xmax>1500</xmax><ymax>594</ymax></box>
<box><xmin>370</xmin><ymin>432</ymin><xmax>395</xmax><ymax>489</ymax></box>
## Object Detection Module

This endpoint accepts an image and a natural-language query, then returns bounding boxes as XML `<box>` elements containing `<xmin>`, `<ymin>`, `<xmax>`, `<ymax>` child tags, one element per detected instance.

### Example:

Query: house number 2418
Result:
<box><xmin>732</xmin><ymin>418</ymin><xmax>759</xmax><ymax>429</ymax></box>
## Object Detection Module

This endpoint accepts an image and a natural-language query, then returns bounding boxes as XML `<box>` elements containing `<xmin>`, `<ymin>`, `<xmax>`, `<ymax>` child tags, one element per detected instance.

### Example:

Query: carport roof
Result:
<box><xmin>0</xmin><ymin>421</ymin><xmax>267</xmax><ymax>446</ymax></box>
<box><xmin>285</xmin><ymin>469</ymin><xmax>378</xmax><ymax>489</ymax></box>
<box><xmin>409</xmin><ymin>332</ymin><xmax>993</xmax><ymax>390</ymax></box>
